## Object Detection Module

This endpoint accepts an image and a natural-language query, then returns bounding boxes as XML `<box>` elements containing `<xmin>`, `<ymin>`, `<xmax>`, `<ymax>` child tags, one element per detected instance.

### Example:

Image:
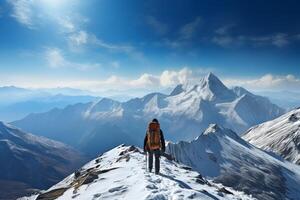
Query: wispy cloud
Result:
<box><xmin>213</xmin><ymin>25</ymin><xmax>292</xmax><ymax>48</ymax></box>
<box><xmin>57</xmin><ymin>16</ymin><xmax>76</xmax><ymax>33</ymax></box>
<box><xmin>69</xmin><ymin>31</ymin><xmax>132</xmax><ymax>52</ymax></box>
<box><xmin>7</xmin><ymin>0</ymin><xmax>35</xmax><ymax>28</ymax></box>
<box><xmin>68</xmin><ymin>30</ymin><xmax>88</xmax><ymax>46</ymax></box>
<box><xmin>179</xmin><ymin>16</ymin><xmax>202</xmax><ymax>39</ymax></box>
<box><xmin>7</xmin><ymin>0</ymin><xmax>143</xmax><ymax>61</ymax></box>
<box><xmin>161</xmin><ymin>16</ymin><xmax>203</xmax><ymax>49</ymax></box>
<box><xmin>146</xmin><ymin>16</ymin><xmax>168</xmax><ymax>35</ymax></box>
<box><xmin>45</xmin><ymin>48</ymin><xmax>101</xmax><ymax>71</ymax></box>
<box><xmin>212</xmin><ymin>36</ymin><xmax>237</xmax><ymax>47</ymax></box>
<box><xmin>224</xmin><ymin>74</ymin><xmax>300</xmax><ymax>91</ymax></box>
<box><xmin>68</xmin><ymin>30</ymin><xmax>146</xmax><ymax>62</ymax></box>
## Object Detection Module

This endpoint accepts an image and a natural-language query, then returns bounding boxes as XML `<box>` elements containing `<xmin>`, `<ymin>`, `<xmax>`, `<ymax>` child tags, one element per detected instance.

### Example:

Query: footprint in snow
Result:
<box><xmin>108</xmin><ymin>185</ymin><xmax>127</xmax><ymax>193</ymax></box>
<box><xmin>92</xmin><ymin>193</ymin><xmax>102</xmax><ymax>200</ymax></box>
<box><xmin>152</xmin><ymin>178</ymin><xmax>162</xmax><ymax>183</ymax></box>
<box><xmin>145</xmin><ymin>193</ymin><xmax>168</xmax><ymax>200</ymax></box>
<box><xmin>146</xmin><ymin>184</ymin><xmax>158</xmax><ymax>190</ymax></box>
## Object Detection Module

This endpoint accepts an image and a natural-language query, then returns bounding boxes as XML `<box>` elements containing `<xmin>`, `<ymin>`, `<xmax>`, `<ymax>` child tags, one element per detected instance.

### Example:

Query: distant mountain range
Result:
<box><xmin>12</xmin><ymin>73</ymin><xmax>284</xmax><ymax>156</ymax></box>
<box><xmin>167</xmin><ymin>124</ymin><xmax>300</xmax><ymax>200</ymax></box>
<box><xmin>0</xmin><ymin>121</ymin><xmax>87</xmax><ymax>200</ymax></box>
<box><xmin>0</xmin><ymin>86</ymin><xmax>99</xmax><ymax>122</ymax></box>
<box><xmin>243</xmin><ymin>107</ymin><xmax>300</xmax><ymax>165</ymax></box>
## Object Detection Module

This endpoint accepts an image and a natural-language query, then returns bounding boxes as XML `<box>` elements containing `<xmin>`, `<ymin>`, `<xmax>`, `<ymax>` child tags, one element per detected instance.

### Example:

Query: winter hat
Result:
<box><xmin>152</xmin><ymin>118</ymin><xmax>159</xmax><ymax>123</ymax></box>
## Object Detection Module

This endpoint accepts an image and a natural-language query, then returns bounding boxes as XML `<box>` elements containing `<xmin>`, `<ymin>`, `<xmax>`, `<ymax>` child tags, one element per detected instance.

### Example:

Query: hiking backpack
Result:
<box><xmin>146</xmin><ymin>122</ymin><xmax>161</xmax><ymax>150</ymax></box>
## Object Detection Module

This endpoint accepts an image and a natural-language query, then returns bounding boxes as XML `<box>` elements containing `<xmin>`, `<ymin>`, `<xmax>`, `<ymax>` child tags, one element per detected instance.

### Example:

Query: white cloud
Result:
<box><xmin>68</xmin><ymin>30</ymin><xmax>136</xmax><ymax>53</ymax></box>
<box><xmin>86</xmin><ymin>67</ymin><xmax>205</xmax><ymax>91</ymax></box>
<box><xmin>0</xmin><ymin>67</ymin><xmax>210</xmax><ymax>93</ymax></box>
<box><xmin>224</xmin><ymin>74</ymin><xmax>300</xmax><ymax>91</ymax></box>
<box><xmin>7</xmin><ymin>0</ymin><xmax>144</xmax><ymax>63</ymax></box>
<box><xmin>270</xmin><ymin>33</ymin><xmax>289</xmax><ymax>47</ymax></box>
<box><xmin>160</xmin><ymin>68</ymin><xmax>194</xmax><ymax>86</ymax></box>
<box><xmin>179</xmin><ymin>16</ymin><xmax>202</xmax><ymax>39</ymax></box>
<box><xmin>69</xmin><ymin>30</ymin><xmax>88</xmax><ymax>46</ymax></box>
<box><xmin>57</xmin><ymin>17</ymin><xmax>76</xmax><ymax>33</ymax></box>
<box><xmin>130</xmin><ymin>74</ymin><xmax>160</xmax><ymax>87</ymax></box>
<box><xmin>70</xmin><ymin>31</ymin><xmax>146</xmax><ymax>62</ymax></box>
<box><xmin>45</xmin><ymin>48</ymin><xmax>101</xmax><ymax>70</ymax></box>
<box><xmin>7</xmin><ymin>0</ymin><xmax>35</xmax><ymax>28</ymax></box>
<box><xmin>146</xmin><ymin>16</ymin><xmax>168</xmax><ymax>35</ymax></box>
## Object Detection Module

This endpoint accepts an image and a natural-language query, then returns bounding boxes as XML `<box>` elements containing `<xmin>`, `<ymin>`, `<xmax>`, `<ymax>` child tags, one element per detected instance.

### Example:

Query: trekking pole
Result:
<box><xmin>145</xmin><ymin>151</ymin><xmax>147</xmax><ymax>172</ymax></box>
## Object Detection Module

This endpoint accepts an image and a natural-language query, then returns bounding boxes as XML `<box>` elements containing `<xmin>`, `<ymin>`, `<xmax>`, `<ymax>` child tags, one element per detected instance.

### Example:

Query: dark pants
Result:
<box><xmin>148</xmin><ymin>149</ymin><xmax>161</xmax><ymax>173</ymax></box>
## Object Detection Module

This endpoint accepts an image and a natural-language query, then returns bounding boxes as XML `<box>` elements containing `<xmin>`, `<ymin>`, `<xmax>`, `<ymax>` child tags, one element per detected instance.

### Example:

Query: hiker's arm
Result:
<box><xmin>160</xmin><ymin>130</ymin><xmax>166</xmax><ymax>152</ymax></box>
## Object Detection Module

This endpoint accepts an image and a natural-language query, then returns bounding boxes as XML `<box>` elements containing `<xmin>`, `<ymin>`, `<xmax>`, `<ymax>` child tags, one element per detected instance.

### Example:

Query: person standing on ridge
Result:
<box><xmin>143</xmin><ymin>118</ymin><xmax>166</xmax><ymax>174</ymax></box>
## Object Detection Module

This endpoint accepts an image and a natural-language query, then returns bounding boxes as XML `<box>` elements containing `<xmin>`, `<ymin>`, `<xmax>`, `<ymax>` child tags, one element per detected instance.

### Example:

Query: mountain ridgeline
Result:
<box><xmin>20</xmin><ymin>145</ymin><xmax>255</xmax><ymax>200</ymax></box>
<box><xmin>12</xmin><ymin>73</ymin><xmax>284</xmax><ymax>156</ymax></box>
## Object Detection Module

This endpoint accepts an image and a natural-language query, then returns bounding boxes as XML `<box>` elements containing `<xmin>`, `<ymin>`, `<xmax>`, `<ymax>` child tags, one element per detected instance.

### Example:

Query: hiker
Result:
<box><xmin>143</xmin><ymin>118</ymin><xmax>166</xmax><ymax>174</ymax></box>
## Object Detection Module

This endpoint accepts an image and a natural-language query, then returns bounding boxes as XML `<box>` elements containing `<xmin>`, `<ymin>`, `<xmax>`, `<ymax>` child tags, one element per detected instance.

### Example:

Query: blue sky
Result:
<box><xmin>0</xmin><ymin>0</ymin><xmax>300</xmax><ymax>93</ymax></box>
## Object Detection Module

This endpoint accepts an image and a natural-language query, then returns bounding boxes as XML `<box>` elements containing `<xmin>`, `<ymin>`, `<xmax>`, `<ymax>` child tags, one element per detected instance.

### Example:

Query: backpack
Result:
<box><xmin>146</xmin><ymin>122</ymin><xmax>161</xmax><ymax>150</ymax></box>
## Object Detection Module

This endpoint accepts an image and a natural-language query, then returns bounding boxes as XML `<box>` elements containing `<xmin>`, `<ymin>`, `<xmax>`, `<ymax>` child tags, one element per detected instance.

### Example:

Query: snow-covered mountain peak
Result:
<box><xmin>198</xmin><ymin>124</ymin><xmax>240</xmax><ymax>142</ymax></box>
<box><xmin>185</xmin><ymin>72</ymin><xmax>236</xmax><ymax>102</ymax></box>
<box><xmin>20</xmin><ymin>145</ymin><xmax>254</xmax><ymax>200</ymax></box>
<box><xmin>204</xmin><ymin>72</ymin><xmax>222</xmax><ymax>83</ymax></box>
<box><xmin>202</xmin><ymin>124</ymin><xmax>221</xmax><ymax>135</ymax></box>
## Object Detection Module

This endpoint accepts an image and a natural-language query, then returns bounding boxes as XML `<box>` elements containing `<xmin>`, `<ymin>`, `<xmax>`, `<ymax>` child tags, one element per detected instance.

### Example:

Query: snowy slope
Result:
<box><xmin>167</xmin><ymin>124</ymin><xmax>300</xmax><ymax>200</ymax></box>
<box><xmin>19</xmin><ymin>145</ymin><xmax>254</xmax><ymax>200</ymax></box>
<box><xmin>0</xmin><ymin>121</ymin><xmax>86</xmax><ymax>200</ymax></box>
<box><xmin>243</xmin><ymin>108</ymin><xmax>300</xmax><ymax>164</ymax></box>
<box><xmin>12</xmin><ymin>73</ymin><xmax>284</xmax><ymax>155</ymax></box>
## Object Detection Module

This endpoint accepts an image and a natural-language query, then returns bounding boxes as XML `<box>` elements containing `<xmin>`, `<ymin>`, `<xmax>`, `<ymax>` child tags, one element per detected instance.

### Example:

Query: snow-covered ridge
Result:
<box><xmin>243</xmin><ymin>107</ymin><xmax>300</xmax><ymax>164</ymax></box>
<box><xmin>20</xmin><ymin>145</ymin><xmax>254</xmax><ymax>200</ymax></box>
<box><xmin>167</xmin><ymin>124</ymin><xmax>300</xmax><ymax>200</ymax></box>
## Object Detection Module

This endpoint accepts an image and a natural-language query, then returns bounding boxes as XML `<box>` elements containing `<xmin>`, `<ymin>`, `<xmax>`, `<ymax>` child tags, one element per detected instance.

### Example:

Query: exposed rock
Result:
<box><xmin>36</xmin><ymin>188</ymin><xmax>68</xmax><ymax>200</ymax></box>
